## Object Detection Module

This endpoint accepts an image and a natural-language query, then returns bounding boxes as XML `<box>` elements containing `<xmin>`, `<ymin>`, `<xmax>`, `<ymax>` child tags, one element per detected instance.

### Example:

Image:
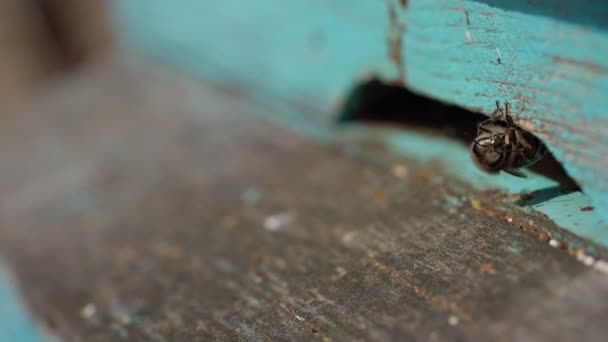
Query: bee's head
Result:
<box><xmin>470</xmin><ymin>135</ymin><xmax>506</xmax><ymax>173</ymax></box>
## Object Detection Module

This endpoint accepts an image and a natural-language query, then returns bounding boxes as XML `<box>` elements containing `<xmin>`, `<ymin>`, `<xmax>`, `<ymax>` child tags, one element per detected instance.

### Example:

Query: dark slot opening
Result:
<box><xmin>337</xmin><ymin>78</ymin><xmax>579</xmax><ymax>190</ymax></box>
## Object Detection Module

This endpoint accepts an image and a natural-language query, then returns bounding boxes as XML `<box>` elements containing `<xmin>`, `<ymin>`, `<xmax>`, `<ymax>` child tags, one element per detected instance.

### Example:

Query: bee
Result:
<box><xmin>471</xmin><ymin>101</ymin><xmax>547</xmax><ymax>178</ymax></box>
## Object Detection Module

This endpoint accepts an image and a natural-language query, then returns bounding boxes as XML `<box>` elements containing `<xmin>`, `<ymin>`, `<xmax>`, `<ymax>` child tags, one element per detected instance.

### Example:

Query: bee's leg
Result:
<box><xmin>504</xmin><ymin>101</ymin><xmax>511</xmax><ymax>116</ymax></box>
<box><xmin>503</xmin><ymin>101</ymin><xmax>520</xmax><ymax>129</ymax></box>
<box><xmin>504</xmin><ymin>127</ymin><xmax>517</xmax><ymax>146</ymax></box>
<box><xmin>482</xmin><ymin>101</ymin><xmax>504</xmax><ymax>124</ymax></box>
<box><xmin>501</xmin><ymin>105</ymin><xmax>518</xmax><ymax>145</ymax></box>
<box><xmin>477</xmin><ymin>101</ymin><xmax>504</xmax><ymax>134</ymax></box>
<box><xmin>491</xmin><ymin>100</ymin><xmax>504</xmax><ymax>120</ymax></box>
<box><xmin>503</xmin><ymin>107</ymin><xmax>515</xmax><ymax>127</ymax></box>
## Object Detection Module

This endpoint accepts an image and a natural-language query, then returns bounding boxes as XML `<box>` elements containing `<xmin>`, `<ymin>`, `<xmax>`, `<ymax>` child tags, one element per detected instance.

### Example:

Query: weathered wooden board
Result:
<box><xmin>110</xmin><ymin>0</ymin><xmax>608</xmax><ymax>243</ymax></box>
<box><xmin>1</xmin><ymin>61</ymin><xmax>608</xmax><ymax>341</ymax></box>
<box><xmin>402</xmin><ymin>0</ymin><xmax>608</xmax><ymax>224</ymax></box>
<box><xmin>111</xmin><ymin>0</ymin><xmax>397</xmax><ymax>112</ymax></box>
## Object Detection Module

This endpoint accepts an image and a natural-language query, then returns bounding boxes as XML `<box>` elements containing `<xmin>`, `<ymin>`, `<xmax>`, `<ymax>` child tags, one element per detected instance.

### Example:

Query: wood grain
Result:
<box><xmin>1</xmin><ymin>62</ymin><xmax>607</xmax><ymax>341</ymax></box>
<box><xmin>402</xmin><ymin>0</ymin><xmax>608</xmax><ymax>222</ymax></box>
<box><xmin>110</xmin><ymin>0</ymin><xmax>608</xmax><ymax>245</ymax></box>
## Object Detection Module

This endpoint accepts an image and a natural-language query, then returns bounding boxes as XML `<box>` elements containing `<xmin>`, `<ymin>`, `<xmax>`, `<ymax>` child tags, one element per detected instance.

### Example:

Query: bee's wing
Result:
<box><xmin>503</xmin><ymin>168</ymin><xmax>527</xmax><ymax>178</ymax></box>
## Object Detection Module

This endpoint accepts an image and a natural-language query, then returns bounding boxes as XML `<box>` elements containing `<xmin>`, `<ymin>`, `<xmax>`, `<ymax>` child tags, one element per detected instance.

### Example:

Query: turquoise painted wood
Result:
<box><xmin>0</xmin><ymin>264</ymin><xmax>48</xmax><ymax>342</ymax></box>
<box><xmin>109</xmin><ymin>1</ymin><xmax>608</xmax><ymax>243</ymax></box>
<box><xmin>112</xmin><ymin>0</ymin><xmax>398</xmax><ymax>111</ymax></box>
<box><xmin>402</xmin><ymin>0</ymin><xmax>608</xmax><ymax>224</ymax></box>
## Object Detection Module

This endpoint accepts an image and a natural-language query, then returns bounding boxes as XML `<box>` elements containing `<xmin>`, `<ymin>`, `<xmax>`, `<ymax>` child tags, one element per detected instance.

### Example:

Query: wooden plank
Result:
<box><xmin>109</xmin><ymin>0</ymin><xmax>608</xmax><ymax>246</ymax></box>
<box><xmin>1</xmin><ymin>62</ymin><xmax>608</xmax><ymax>341</ymax></box>
<box><xmin>111</xmin><ymin>0</ymin><xmax>398</xmax><ymax>111</ymax></box>
<box><xmin>402</xmin><ymin>0</ymin><xmax>608</xmax><ymax>223</ymax></box>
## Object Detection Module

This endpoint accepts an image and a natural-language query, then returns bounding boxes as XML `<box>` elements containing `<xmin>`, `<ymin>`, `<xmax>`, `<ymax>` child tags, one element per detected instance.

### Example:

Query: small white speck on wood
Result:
<box><xmin>593</xmin><ymin>260</ymin><xmax>608</xmax><ymax>273</ymax></box>
<box><xmin>80</xmin><ymin>303</ymin><xmax>97</xmax><ymax>320</ymax></box>
<box><xmin>263</xmin><ymin>212</ymin><xmax>294</xmax><ymax>231</ymax></box>
<box><xmin>448</xmin><ymin>315</ymin><xmax>459</xmax><ymax>326</ymax></box>
<box><xmin>495</xmin><ymin>47</ymin><xmax>502</xmax><ymax>62</ymax></box>
<box><xmin>583</xmin><ymin>256</ymin><xmax>595</xmax><ymax>266</ymax></box>
<box><xmin>392</xmin><ymin>164</ymin><xmax>409</xmax><ymax>178</ymax></box>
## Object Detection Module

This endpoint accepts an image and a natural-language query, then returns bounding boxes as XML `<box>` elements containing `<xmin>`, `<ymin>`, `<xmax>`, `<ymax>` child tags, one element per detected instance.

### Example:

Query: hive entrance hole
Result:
<box><xmin>337</xmin><ymin>78</ymin><xmax>578</xmax><ymax>189</ymax></box>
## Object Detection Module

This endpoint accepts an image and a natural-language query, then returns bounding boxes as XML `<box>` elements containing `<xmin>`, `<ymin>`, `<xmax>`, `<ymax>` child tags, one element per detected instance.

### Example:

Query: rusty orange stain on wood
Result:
<box><xmin>373</xmin><ymin>191</ymin><xmax>387</xmax><ymax>205</ymax></box>
<box><xmin>152</xmin><ymin>241</ymin><xmax>184</xmax><ymax>260</ymax></box>
<box><xmin>328</xmin><ymin>225</ymin><xmax>348</xmax><ymax>240</ymax></box>
<box><xmin>446</xmin><ymin>7</ymin><xmax>467</xmax><ymax>13</ymax></box>
<box><xmin>114</xmin><ymin>245</ymin><xmax>138</xmax><ymax>263</ymax></box>
<box><xmin>470</xmin><ymin>199</ymin><xmax>483</xmax><ymax>210</ymax></box>
<box><xmin>221</xmin><ymin>214</ymin><xmax>240</xmax><ymax>229</ymax></box>
<box><xmin>277</xmin><ymin>302</ymin><xmax>331</xmax><ymax>341</ymax></box>
<box><xmin>479</xmin><ymin>262</ymin><xmax>494</xmax><ymax>273</ymax></box>
<box><xmin>369</xmin><ymin>256</ymin><xmax>477</xmax><ymax>325</ymax></box>
<box><xmin>551</xmin><ymin>56</ymin><xmax>608</xmax><ymax>75</ymax></box>
<box><xmin>250</xmin><ymin>251</ymin><xmax>265</xmax><ymax>266</ymax></box>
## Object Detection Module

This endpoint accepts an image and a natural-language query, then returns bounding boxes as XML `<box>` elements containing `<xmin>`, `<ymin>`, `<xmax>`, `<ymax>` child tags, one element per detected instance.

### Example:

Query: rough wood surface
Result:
<box><xmin>1</xmin><ymin>62</ymin><xmax>608</xmax><ymax>341</ymax></box>
<box><xmin>110</xmin><ymin>0</ymin><xmax>608</xmax><ymax>244</ymax></box>
<box><xmin>403</xmin><ymin>0</ymin><xmax>608</xmax><ymax>223</ymax></box>
<box><xmin>111</xmin><ymin>0</ymin><xmax>399</xmax><ymax>121</ymax></box>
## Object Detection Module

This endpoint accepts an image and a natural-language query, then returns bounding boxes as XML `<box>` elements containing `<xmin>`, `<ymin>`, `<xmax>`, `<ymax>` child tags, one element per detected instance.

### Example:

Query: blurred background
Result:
<box><xmin>0</xmin><ymin>0</ymin><xmax>112</xmax><ymax>113</ymax></box>
<box><xmin>0</xmin><ymin>0</ymin><xmax>396</xmax><ymax>119</ymax></box>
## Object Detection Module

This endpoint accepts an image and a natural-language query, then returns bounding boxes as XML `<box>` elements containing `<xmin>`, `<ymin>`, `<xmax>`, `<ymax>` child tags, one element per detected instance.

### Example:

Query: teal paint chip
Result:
<box><xmin>0</xmin><ymin>264</ymin><xmax>51</xmax><ymax>342</ymax></box>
